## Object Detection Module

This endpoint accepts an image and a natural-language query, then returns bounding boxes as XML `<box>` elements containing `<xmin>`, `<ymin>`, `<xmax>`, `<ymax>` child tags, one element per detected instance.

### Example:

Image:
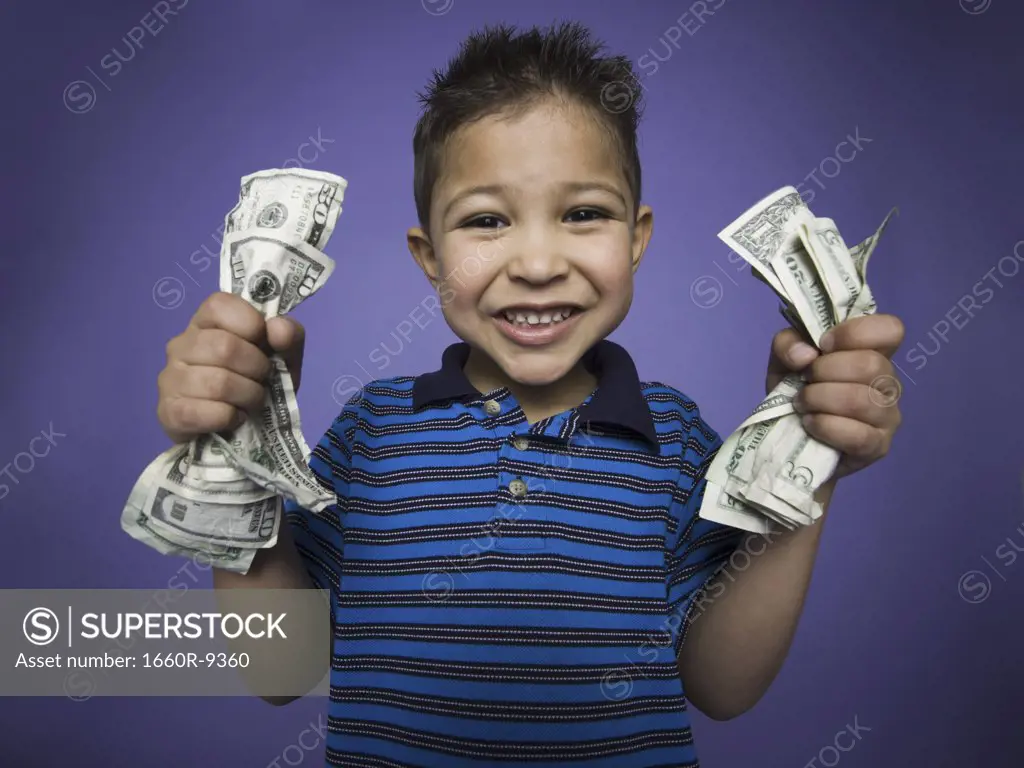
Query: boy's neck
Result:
<box><xmin>463</xmin><ymin>347</ymin><xmax>598</xmax><ymax>425</ymax></box>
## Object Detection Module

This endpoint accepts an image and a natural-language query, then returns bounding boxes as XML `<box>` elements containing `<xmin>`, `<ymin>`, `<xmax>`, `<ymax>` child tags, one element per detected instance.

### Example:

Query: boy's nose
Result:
<box><xmin>505</xmin><ymin>238</ymin><xmax>570</xmax><ymax>285</ymax></box>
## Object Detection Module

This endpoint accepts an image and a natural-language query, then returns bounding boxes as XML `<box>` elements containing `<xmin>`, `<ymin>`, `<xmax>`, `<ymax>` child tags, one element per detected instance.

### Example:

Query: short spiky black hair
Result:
<box><xmin>412</xmin><ymin>21</ymin><xmax>644</xmax><ymax>232</ymax></box>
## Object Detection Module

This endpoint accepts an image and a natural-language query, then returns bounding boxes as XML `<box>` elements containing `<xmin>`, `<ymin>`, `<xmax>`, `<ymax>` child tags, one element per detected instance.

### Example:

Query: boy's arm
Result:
<box><xmin>678</xmin><ymin>477</ymin><xmax>837</xmax><ymax>720</ymax></box>
<box><xmin>212</xmin><ymin>515</ymin><xmax>333</xmax><ymax>706</ymax></box>
<box><xmin>213</xmin><ymin>519</ymin><xmax>317</xmax><ymax>593</ymax></box>
<box><xmin>211</xmin><ymin>405</ymin><xmax>355</xmax><ymax>706</ymax></box>
<box><xmin>680</xmin><ymin>314</ymin><xmax>906</xmax><ymax>718</ymax></box>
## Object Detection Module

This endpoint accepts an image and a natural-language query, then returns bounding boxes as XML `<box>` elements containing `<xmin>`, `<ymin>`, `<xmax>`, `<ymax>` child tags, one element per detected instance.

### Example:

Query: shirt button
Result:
<box><xmin>513</xmin><ymin>436</ymin><xmax>529</xmax><ymax>451</ymax></box>
<box><xmin>483</xmin><ymin>399</ymin><xmax>501</xmax><ymax>416</ymax></box>
<box><xmin>508</xmin><ymin>478</ymin><xmax>528</xmax><ymax>498</ymax></box>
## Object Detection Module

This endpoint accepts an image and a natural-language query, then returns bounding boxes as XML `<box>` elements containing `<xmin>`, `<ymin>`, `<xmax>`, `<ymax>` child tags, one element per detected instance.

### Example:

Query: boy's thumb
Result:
<box><xmin>266</xmin><ymin>316</ymin><xmax>306</xmax><ymax>390</ymax></box>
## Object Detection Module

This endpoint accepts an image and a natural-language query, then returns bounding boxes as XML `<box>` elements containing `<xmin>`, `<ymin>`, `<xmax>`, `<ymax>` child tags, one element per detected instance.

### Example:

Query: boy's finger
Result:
<box><xmin>158</xmin><ymin>396</ymin><xmax>244</xmax><ymax>439</ymax></box>
<box><xmin>266</xmin><ymin>316</ymin><xmax>306</xmax><ymax>391</ymax></box>
<box><xmin>190</xmin><ymin>292</ymin><xmax>268</xmax><ymax>348</ymax></box>
<box><xmin>176</xmin><ymin>365</ymin><xmax>267</xmax><ymax>413</ymax></box>
<box><xmin>801</xmin><ymin>412</ymin><xmax>889</xmax><ymax>459</ymax></box>
<box><xmin>806</xmin><ymin>349</ymin><xmax>894</xmax><ymax>386</ymax></box>
<box><xmin>820</xmin><ymin>314</ymin><xmax>904</xmax><ymax>357</ymax></box>
<box><xmin>769</xmin><ymin>327</ymin><xmax>819</xmax><ymax>374</ymax></box>
<box><xmin>795</xmin><ymin>382</ymin><xmax>897</xmax><ymax>428</ymax></box>
<box><xmin>170</xmin><ymin>329</ymin><xmax>272</xmax><ymax>382</ymax></box>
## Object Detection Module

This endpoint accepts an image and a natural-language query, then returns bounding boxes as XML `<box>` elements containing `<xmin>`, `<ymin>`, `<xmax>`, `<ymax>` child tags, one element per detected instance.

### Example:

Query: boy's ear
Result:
<box><xmin>630</xmin><ymin>204</ymin><xmax>654</xmax><ymax>274</ymax></box>
<box><xmin>407</xmin><ymin>226</ymin><xmax>440</xmax><ymax>285</ymax></box>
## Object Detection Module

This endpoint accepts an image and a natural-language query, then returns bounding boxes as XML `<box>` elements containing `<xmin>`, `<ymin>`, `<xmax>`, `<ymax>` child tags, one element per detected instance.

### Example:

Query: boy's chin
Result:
<box><xmin>497</xmin><ymin>355</ymin><xmax>580</xmax><ymax>389</ymax></box>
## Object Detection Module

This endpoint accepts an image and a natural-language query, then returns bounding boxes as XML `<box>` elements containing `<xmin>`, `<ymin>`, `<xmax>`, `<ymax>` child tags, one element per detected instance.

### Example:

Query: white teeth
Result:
<box><xmin>502</xmin><ymin>308</ymin><xmax>576</xmax><ymax>326</ymax></box>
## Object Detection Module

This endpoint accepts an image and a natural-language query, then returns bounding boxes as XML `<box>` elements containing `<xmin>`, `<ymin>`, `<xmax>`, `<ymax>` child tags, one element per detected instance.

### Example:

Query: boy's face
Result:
<box><xmin>408</xmin><ymin>99</ymin><xmax>653</xmax><ymax>389</ymax></box>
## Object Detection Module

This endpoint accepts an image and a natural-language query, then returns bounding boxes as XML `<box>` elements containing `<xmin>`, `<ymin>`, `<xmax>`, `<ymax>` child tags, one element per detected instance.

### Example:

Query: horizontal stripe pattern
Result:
<box><xmin>285</xmin><ymin>350</ymin><xmax>742</xmax><ymax>767</ymax></box>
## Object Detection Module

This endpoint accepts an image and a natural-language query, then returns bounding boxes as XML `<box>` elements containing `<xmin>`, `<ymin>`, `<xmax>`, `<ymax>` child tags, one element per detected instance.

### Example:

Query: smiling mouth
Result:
<box><xmin>497</xmin><ymin>306</ymin><xmax>581</xmax><ymax>327</ymax></box>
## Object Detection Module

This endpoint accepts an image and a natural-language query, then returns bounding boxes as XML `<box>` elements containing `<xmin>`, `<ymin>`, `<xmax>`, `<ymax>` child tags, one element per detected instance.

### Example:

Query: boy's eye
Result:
<box><xmin>565</xmin><ymin>208</ymin><xmax>608</xmax><ymax>223</ymax></box>
<box><xmin>463</xmin><ymin>215</ymin><xmax>505</xmax><ymax>229</ymax></box>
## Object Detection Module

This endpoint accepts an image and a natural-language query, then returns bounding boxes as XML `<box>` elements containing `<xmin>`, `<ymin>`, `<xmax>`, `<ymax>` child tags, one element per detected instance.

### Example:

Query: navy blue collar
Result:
<box><xmin>412</xmin><ymin>340</ymin><xmax>658</xmax><ymax>448</ymax></box>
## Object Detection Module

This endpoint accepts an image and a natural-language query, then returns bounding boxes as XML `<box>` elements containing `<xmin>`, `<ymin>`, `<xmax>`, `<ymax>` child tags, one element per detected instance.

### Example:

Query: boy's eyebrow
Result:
<box><xmin>561</xmin><ymin>181</ymin><xmax>627</xmax><ymax>206</ymax></box>
<box><xmin>443</xmin><ymin>181</ymin><xmax>626</xmax><ymax>219</ymax></box>
<box><xmin>443</xmin><ymin>184</ymin><xmax>506</xmax><ymax>220</ymax></box>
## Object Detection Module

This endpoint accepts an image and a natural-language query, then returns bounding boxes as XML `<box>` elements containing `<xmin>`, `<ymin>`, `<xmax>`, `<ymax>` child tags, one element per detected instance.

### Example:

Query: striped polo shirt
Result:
<box><xmin>284</xmin><ymin>340</ymin><xmax>743</xmax><ymax>767</ymax></box>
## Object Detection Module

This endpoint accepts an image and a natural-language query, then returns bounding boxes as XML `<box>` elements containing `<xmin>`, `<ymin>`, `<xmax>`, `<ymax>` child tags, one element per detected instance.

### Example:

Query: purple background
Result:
<box><xmin>3</xmin><ymin>0</ymin><xmax>1023</xmax><ymax>765</ymax></box>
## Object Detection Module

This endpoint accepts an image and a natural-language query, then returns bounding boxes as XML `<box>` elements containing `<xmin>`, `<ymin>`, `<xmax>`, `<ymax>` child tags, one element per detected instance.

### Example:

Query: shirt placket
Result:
<box><xmin>478</xmin><ymin>392</ymin><xmax>549</xmax><ymax>551</ymax></box>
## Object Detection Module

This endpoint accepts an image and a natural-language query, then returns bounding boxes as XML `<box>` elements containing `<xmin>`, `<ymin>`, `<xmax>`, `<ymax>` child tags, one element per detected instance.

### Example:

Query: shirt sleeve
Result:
<box><xmin>283</xmin><ymin>398</ymin><xmax>358</xmax><ymax>607</ymax></box>
<box><xmin>665</xmin><ymin>409</ymin><xmax>745</xmax><ymax>657</ymax></box>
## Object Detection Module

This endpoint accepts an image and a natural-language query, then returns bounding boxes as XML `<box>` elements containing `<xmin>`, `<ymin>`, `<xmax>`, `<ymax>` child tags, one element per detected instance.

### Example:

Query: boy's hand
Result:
<box><xmin>156</xmin><ymin>292</ymin><xmax>305</xmax><ymax>445</ymax></box>
<box><xmin>765</xmin><ymin>314</ymin><xmax>905</xmax><ymax>479</ymax></box>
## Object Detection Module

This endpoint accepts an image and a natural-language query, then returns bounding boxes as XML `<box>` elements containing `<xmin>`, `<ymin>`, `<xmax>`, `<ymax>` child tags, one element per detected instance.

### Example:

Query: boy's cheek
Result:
<box><xmin>436</xmin><ymin>280</ymin><xmax>458</xmax><ymax>307</ymax></box>
<box><xmin>432</xmin><ymin>287</ymin><xmax>480</xmax><ymax>341</ymax></box>
<box><xmin>411</xmin><ymin>302</ymin><xmax>435</xmax><ymax>328</ymax></box>
<box><xmin>601</xmin><ymin>281</ymin><xmax>635</xmax><ymax>326</ymax></box>
<box><xmin>436</xmin><ymin>266</ymin><xmax>485</xmax><ymax>315</ymax></box>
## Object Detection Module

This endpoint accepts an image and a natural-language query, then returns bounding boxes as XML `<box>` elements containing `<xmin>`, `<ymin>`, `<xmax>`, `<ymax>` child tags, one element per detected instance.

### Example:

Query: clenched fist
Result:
<box><xmin>156</xmin><ymin>292</ymin><xmax>306</xmax><ymax>445</ymax></box>
<box><xmin>765</xmin><ymin>313</ymin><xmax>905</xmax><ymax>479</ymax></box>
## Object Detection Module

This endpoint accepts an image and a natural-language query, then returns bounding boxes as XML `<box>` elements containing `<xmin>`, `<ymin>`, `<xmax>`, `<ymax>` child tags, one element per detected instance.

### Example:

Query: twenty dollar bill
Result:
<box><xmin>700</xmin><ymin>186</ymin><xmax>897</xmax><ymax>533</ymax></box>
<box><xmin>121</xmin><ymin>168</ymin><xmax>348</xmax><ymax>573</ymax></box>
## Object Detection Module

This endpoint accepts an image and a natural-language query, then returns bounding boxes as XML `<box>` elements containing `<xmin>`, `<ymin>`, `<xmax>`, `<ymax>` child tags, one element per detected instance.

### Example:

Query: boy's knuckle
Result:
<box><xmin>257</xmin><ymin>352</ymin><xmax>273</xmax><ymax>380</ymax></box>
<box><xmin>859</xmin><ymin>393</ymin><xmax>879</xmax><ymax>420</ymax></box>
<box><xmin>246</xmin><ymin>384</ymin><xmax>267</xmax><ymax>411</ymax></box>
<box><xmin>234</xmin><ymin>377</ymin><xmax>259</xmax><ymax>408</ymax></box>
<box><xmin>156</xmin><ymin>367</ymin><xmax>175</xmax><ymax>398</ymax></box>
<box><xmin>155</xmin><ymin>399</ymin><xmax>171</xmax><ymax>429</ymax></box>
<box><xmin>855</xmin><ymin>429</ymin><xmax>875</xmax><ymax>455</ymax></box>
<box><xmin>837</xmin><ymin>386</ymin><xmax>860</xmax><ymax>413</ymax></box>
<box><xmin>205</xmin><ymin>291</ymin><xmax>233</xmax><ymax>317</ymax></box>
<box><xmin>213</xmin><ymin>406</ymin><xmax>235</xmax><ymax>432</ymax></box>
<box><xmin>203</xmin><ymin>367</ymin><xmax>233</xmax><ymax>401</ymax></box>
<box><xmin>218</xmin><ymin>331</ymin><xmax>241</xmax><ymax>362</ymax></box>
<box><xmin>168</xmin><ymin>398</ymin><xmax>199</xmax><ymax>431</ymax></box>
<box><xmin>853</xmin><ymin>352</ymin><xmax>877</xmax><ymax>380</ymax></box>
<box><xmin>886</xmin><ymin>313</ymin><xmax>906</xmax><ymax>342</ymax></box>
<box><xmin>869</xmin><ymin>352</ymin><xmax>890</xmax><ymax>379</ymax></box>
<box><xmin>242</xmin><ymin>313</ymin><xmax>266</xmax><ymax>343</ymax></box>
<box><xmin>202</xmin><ymin>329</ymin><xmax>236</xmax><ymax>363</ymax></box>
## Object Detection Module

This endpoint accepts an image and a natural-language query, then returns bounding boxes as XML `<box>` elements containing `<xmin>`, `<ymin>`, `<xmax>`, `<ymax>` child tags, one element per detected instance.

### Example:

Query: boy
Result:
<box><xmin>156</xmin><ymin>21</ymin><xmax>904</xmax><ymax>767</ymax></box>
